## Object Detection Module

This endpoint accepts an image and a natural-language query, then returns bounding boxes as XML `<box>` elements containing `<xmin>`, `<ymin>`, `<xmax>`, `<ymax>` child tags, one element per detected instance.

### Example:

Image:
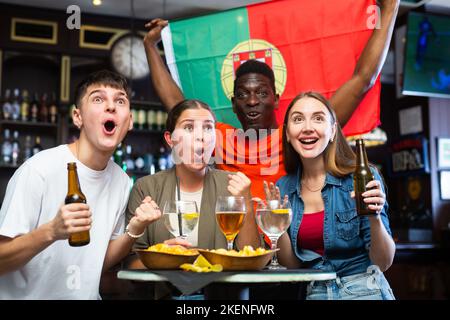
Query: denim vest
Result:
<box><xmin>276</xmin><ymin>167</ymin><xmax>392</xmax><ymax>277</ymax></box>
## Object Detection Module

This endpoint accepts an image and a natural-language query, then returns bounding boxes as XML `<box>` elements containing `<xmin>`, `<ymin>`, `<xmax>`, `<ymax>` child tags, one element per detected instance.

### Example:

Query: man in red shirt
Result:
<box><xmin>143</xmin><ymin>0</ymin><xmax>399</xmax><ymax>201</ymax></box>
<box><xmin>213</xmin><ymin>60</ymin><xmax>285</xmax><ymax>199</ymax></box>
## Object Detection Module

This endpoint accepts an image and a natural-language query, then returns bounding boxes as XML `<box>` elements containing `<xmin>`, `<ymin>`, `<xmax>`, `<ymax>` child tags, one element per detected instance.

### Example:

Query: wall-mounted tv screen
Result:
<box><xmin>403</xmin><ymin>12</ymin><xmax>450</xmax><ymax>98</ymax></box>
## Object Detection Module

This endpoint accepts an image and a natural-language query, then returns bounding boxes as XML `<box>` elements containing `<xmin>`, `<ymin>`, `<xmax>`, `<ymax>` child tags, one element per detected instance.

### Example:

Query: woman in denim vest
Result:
<box><xmin>270</xmin><ymin>91</ymin><xmax>395</xmax><ymax>300</ymax></box>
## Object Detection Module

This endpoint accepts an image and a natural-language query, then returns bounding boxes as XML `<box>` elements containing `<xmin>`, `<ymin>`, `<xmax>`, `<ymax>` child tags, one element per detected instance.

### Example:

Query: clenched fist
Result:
<box><xmin>228</xmin><ymin>172</ymin><xmax>252</xmax><ymax>201</ymax></box>
<box><xmin>128</xmin><ymin>196</ymin><xmax>162</xmax><ymax>236</ymax></box>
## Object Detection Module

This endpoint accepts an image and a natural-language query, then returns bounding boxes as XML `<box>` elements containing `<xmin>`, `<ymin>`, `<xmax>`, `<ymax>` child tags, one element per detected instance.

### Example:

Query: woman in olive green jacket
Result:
<box><xmin>125</xmin><ymin>99</ymin><xmax>261</xmax><ymax>260</ymax></box>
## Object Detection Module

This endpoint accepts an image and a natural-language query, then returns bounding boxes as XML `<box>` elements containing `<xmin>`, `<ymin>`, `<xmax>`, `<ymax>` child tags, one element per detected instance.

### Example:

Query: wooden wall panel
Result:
<box><xmin>429</xmin><ymin>98</ymin><xmax>450</xmax><ymax>240</ymax></box>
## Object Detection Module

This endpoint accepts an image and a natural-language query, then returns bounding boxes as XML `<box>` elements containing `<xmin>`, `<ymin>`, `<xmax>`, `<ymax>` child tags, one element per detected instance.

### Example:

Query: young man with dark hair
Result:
<box><xmin>142</xmin><ymin>0</ymin><xmax>399</xmax><ymax>201</ymax></box>
<box><xmin>0</xmin><ymin>70</ymin><xmax>160</xmax><ymax>299</ymax></box>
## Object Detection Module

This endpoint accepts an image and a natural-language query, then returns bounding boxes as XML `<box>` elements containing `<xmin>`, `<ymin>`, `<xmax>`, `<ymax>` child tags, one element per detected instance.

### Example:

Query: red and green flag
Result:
<box><xmin>162</xmin><ymin>0</ymin><xmax>380</xmax><ymax>136</ymax></box>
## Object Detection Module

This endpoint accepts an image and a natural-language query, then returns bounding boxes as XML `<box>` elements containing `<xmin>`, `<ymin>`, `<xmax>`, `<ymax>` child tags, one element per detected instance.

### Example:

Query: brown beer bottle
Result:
<box><xmin>65</xmin><ymin>162</ymin><xmax>90</xmax><ymax>246</ymax></box>
<box><xmin>353</xmin><ymin>139</ymin><xmax>376</xmax><ymax>216</ymax></box>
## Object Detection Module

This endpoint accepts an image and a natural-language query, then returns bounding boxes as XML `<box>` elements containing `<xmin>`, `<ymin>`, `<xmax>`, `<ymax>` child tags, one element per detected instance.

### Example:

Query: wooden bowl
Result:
<box><xmin>135</xmin><ymin>249</ymin><xmax>199</xmax><ymax>270</ymax></box>
<box><xmin>197</xmin><ymin>249</ymin><xmax>277</xmax><ymax>271</ymax></box>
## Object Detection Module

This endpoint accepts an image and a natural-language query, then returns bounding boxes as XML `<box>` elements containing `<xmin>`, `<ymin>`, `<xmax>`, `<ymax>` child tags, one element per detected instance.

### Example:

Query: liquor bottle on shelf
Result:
<box><xmin>24</xmin><ymin>135</ymin><xmax>32</xmax><ymax>161</ymax></box>
<box><xmin>146</xmin><ymin>154</ymin><xmax>156</xmax><ymax>175</ymax></box>
<box><xmin>11</xmin><ymin>89</ymin><xmax>21</xmax><ymax>121</ymax></box>
<box><xmin>113</xmin><ymin>143</ymin><xmax>124</xmax><ymax>166</ymax></box>
<box><xmin>49</xmin><ymin>92</ymin><xmax>58</xmax><ymax>124</ymax></box>
<box><xmin>163</xmin><ymin>112</ymin><xmax>168</xmax><ymax>130</ymax></box>
<box><xmin>1</xmin><ymin>129</ymin><xmax>12</xmax><ymax>164</ymax></box>
<box><xmin>20</xmin><ymin>90</ymin><xmax>30</xmax><ymax>122</ymax></box>
<box><xmin>138</xmin><ymin>109</ymin><xmax>146</xmax><ymax>130</ymax></box>
<box><xmin>131</xmin><ymin>109</ymin><xmax>138</xmax><ymax>128</ymax></box>
<box><xmin>39</xmin><ymin>93</ymin><xmax>49</xmax><ymax>123</ymax></box>
<box><xmin>134</xmin><ymin>155</ymin><xmax>145</xmax><ymax>172</ymax></box>
<box><xmin>147</xmin><ymin>109</ymin><xmax>156</xmax><ymax>131</ymax></box>
<box><xmin>2</xmin><ymin>89</ymin><xmax>12</xmax><ymax>121</ymax></box>
<box><xmin>155</xmin><ymin>110</ymin><xmax>165</xmax><ymax>131</ymax></box>
<box><xmin>167</xmin><ymin>148</ymin><xmax>174</xmax><ymax>169</ymax></box>
<box><xmin>32</xmin><ymin>136</ymin><xmax>43</xmax><ymax>156</ymax></box>
<box><xmin>124</xmin><ymin>144</ymin><xmax>135</xmax><ymax>171</ymax></box>
<box><xmin>11</xmin><ymin>130</ymin><xmax>20</xmax><ymax>166</ymax></box>
<box><xmin>157</xmin><ymin>146</ymin><xmax>168</xmax><ymax>171</ymax></box>
<box><xmin>30</xmin><ymin>93</ymin><xmax>39</xmax><ymax>122</ymax></box>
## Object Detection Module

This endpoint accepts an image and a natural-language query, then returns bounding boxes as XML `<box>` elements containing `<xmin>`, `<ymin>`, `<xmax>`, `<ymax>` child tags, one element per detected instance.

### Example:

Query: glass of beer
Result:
<box><xmin>215</xmin><ymin>196</ymin><xmax>246</xmax><ymax>251</ymax></box>
<box><xmin>255</xmin><ymin>198</ymin><xmax>292</xmax><ymax>269</ymax></box>
<box><xmin>163</xmin><ymin>200</ymin><xmax>200</xmax><ymax>240</ymax></box>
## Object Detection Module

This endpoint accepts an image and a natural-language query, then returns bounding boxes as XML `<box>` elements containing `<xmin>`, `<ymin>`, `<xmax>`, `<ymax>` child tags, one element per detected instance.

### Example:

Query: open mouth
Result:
<box><xmin>192</xmin><ymin>147</ymin><xmax>206</xmax><ymax>163</ymax></box>
<box><xmin>246</xmin><ymin>112</ymin><xmax>261</xmax><ymax>120</ymax></box>
<box><xmin>103</xmin><ymin>120</ymin><xmax>116</xmax><ymax>134</ymax></box>
<box><xmin>193</xmin><ymin>148</ymin><xmax>204</xmax><ymax>159</ymax></box>
<box><xmin>299</xmin><ymin>138</ymin><xmax>319</xmax><ymax>145</ymax></box>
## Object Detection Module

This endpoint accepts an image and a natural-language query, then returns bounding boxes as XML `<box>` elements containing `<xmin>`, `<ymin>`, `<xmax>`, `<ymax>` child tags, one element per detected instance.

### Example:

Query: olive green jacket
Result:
<box><xmin>126</xmin><ymin>167</ymin><xmax>231</xmax><ymax>250</ymax></box>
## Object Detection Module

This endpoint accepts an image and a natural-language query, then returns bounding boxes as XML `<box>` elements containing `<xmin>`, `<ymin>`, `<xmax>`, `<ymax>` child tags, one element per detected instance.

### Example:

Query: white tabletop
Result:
<box><xmin>117</xmin><ymin>269</ymin><xmax>337</xmax><ymax>283</ymax></box>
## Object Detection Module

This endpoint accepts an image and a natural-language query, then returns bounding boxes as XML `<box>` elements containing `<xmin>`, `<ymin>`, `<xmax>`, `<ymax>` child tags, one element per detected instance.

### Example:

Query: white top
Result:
<box><xmin>179</xmin><ymin>187</ymin><xmax>202</xmax><ymax>247</ymax></box>
<box><xmin>0</xmin><ymin>145</ymin><xmax>132</xmax><ymax>300</ymax></box>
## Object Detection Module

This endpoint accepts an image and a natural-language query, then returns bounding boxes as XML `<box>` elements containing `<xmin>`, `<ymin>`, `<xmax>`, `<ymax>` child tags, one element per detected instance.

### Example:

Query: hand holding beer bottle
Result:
<box><xmin>64</xmin><ymin>162</ymin><xmax>90</xmax><ymax>246</ymax></box>
<box><xmin>49</xmin><ymin>201</ymin><xmax>91</xmax><ymax>244</ymax></box>
<box><xmin>48</xmin><ymin>196</ymin><xmax>91</xmax><ymax>246</ymax></box>
<box><xmin>353</xmin><ymin>139</ymin><xmax>386</xmax><ymax>216</ymax></box>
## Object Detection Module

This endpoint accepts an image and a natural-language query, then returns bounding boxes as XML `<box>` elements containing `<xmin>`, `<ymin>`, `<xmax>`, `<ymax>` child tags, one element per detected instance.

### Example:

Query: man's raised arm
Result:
<box><xmin>144</xmin><ymin>18</ymin><xmax>185</xmax><ymax>111</ymax></box>
<box><xmin>330</xmin><ymin>0</ymin><xmax>400</xmax><ymax>126</ymax></box>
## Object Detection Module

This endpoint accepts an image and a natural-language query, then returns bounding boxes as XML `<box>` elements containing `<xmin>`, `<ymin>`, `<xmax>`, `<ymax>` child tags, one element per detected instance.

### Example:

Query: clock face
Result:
<box><xmin>111</xmin><ymin>35</ymin><xmax>149</xmax><ymax>80</ymax></box>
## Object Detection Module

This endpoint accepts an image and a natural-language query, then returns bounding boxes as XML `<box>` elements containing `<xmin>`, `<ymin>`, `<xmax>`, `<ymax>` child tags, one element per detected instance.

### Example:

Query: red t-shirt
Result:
<box><xmin>297</xmin><ymin>211</ymin><xmax>325</xmax><ymax>256</ymax></box>
<box><xmin>215</xmin><ymin>122</ymin><xmax>286</xmax><ymax>200</ymax></box>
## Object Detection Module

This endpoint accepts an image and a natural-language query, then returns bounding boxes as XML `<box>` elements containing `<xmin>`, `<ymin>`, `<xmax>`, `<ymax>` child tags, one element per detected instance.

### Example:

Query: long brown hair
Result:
<box><xmin>282</xmin><ymin>92</ymin><xmax>356</xmax><ymax>177</ymax></box>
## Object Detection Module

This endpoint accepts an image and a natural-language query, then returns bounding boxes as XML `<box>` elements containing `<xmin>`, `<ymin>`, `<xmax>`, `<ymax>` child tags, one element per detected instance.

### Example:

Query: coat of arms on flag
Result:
<box><xmin>220</xmin><ymin>39</ymin><xmax>287</xmax><ymax>100</ymax></box>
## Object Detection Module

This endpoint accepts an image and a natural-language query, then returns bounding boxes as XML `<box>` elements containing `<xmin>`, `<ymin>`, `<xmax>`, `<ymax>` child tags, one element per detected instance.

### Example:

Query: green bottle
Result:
<box><xmin>353</xmin><ymin>139</ymin><xmax>376</xmax><ymax>216</ymax></box>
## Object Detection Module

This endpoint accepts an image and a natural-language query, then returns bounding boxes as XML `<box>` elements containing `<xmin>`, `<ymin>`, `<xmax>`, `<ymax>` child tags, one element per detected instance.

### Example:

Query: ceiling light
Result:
<box><xmin>93</xmin><ymin>0</ymin><xmax>102</xmax><ymax>6</ymax></box>
<box><xmin>347</xmin><ymin>127</ymin><xmax>388</xmax><ymax>148</ymax></box>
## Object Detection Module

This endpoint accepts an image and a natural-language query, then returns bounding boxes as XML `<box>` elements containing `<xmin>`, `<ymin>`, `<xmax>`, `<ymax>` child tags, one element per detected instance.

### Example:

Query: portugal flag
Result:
<box><xmin>162</xmin><ymin>0</ymin><xmax>380</xmax><ymax>136</ymax></box>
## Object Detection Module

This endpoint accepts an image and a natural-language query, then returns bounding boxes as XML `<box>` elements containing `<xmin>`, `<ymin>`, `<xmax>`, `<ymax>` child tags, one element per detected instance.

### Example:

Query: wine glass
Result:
<box><xmin>215</xmin><ymin>196</ymin><xmax>246</xmax><ymax>251</ymax></box>
<box><xmin>162</xmin><ymin>200</ymin><xmax>200</xmax><ymax>240</ymax></box>
<box><xmin>255</xmin><ymin>198</ymin><xmax>292</xmax><ymax>270</ymax></box>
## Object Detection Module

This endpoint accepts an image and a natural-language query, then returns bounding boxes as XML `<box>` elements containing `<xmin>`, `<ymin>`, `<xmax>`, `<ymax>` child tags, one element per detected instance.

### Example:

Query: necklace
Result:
<box><xmin>301</xmin><ymin>177</ymin><xmax>325</xmax><ymax>192</ymax></box>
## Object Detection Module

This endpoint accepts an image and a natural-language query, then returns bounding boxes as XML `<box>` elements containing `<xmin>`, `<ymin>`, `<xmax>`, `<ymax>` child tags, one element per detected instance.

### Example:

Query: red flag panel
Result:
<box><xmin>246</xmin><ymin>0</ymin><xmax>379</xmax><ymax>136</ymax></box>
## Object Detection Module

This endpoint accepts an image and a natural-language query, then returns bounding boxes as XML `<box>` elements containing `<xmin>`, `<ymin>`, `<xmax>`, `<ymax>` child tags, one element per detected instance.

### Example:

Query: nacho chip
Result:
<box><xmin>145</xmin><ymin>243</ymin><xmax>198</xmax><ymax>256</ymax></box>
<box><xmin>209</xmin><ymin>245</ymin><xmax>271</xmax><ymax>257</ymax></box>
<box><xmin>180</xmin><ymin>254</ymin><xmax>223</xmax><ymax>272</ymax></box>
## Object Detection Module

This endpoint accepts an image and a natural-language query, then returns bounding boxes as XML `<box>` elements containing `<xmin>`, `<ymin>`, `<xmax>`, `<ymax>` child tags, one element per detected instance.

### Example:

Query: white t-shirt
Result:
<box><xmin>179</xmin><ymin>188</ymin><xmax>203</xmax><ymax>247</ymax></box>
<box><xmin>0</xmin><ymin>145</ymin><xmax>132</xmax><ymax>300</ymax></box>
